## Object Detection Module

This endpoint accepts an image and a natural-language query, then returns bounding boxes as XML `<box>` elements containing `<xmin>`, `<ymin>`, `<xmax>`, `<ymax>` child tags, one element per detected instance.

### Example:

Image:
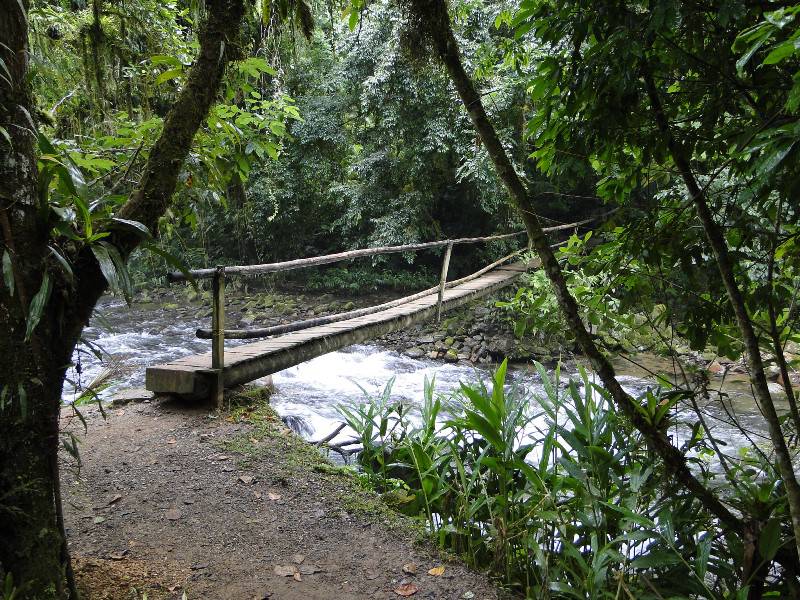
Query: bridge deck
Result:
<box><xmin>145</xmin><ymin>261</ymin><xmax>532</xmax><ymax>397</ymax></box>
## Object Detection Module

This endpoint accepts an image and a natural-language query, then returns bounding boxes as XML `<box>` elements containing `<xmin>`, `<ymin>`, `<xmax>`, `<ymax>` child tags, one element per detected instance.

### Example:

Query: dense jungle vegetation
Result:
<box><xmin>1</xmin><ymin>0</ymin><xmax>799</xmax><ymax>598</ymax></box>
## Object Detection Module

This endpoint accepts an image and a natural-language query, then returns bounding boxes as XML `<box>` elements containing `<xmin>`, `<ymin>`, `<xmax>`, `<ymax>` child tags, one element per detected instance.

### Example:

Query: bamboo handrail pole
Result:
<box><xmin>168</xmin><ymin>216</ymin><xmax>598</xmax><ymax>283</ymax></box>
<box><xmin>210</xmin><ymin>266</ymin><xmax>225</xmax><ymax>408</ymax></box>
<box><xmin>168</xmin><ymin>231</ymin><xmax>526</xmax><ymax>282</ymax></box>
<box><xmin>436</xmin><ymin>241</ymin><xmax>454</xmax><ymax>322</ymax></box>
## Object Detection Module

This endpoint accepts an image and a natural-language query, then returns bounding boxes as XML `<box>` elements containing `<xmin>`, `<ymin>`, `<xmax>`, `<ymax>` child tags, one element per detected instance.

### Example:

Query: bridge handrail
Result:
<box><xmin>166</xmin><ymin>230</ymin><xmax>525</xmax><ymax>282</ymax></box>
<box><xmin>165</xmin><ymin>220</ymin><xmax>589</xmax><ymax>282</ymax></box>
<box><xmin>196</xmin><ymin>249</ymin><xmax>527</xmax><ymax>340</ymax></box>
<box><xmin>177</xmin><ymin>217</ymin><xmax>597</xmax><ymax>407</ymax></box>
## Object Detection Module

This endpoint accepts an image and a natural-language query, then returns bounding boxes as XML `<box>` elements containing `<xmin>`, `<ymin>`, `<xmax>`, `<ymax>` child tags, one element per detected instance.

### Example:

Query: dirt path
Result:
<box><xmin>62</xmin><ymin>391</ymin><xmax>500</xmax><ymax>600</ymax></box>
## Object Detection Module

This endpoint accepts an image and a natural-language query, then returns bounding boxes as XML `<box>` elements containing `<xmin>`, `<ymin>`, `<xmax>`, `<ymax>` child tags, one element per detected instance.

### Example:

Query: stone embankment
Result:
<box><xmin>378</xmin><ymin>303</ymin><xmax>562</xmax><ymax>365</ymax></box>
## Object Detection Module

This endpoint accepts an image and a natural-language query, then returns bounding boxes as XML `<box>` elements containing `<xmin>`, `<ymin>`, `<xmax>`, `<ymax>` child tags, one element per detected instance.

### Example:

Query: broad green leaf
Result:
<box><xmin>696</xmin><ymin>535</ymin><xmax>712</xmax><ymax>580</ymax></box>
<box><xmin>103</xmin><ymin>242</ymin><xmax>133</xmax><ymax>304</ymax></box>
<box><xmin>91</xmin><ymin>243</ymin><xmax>119</xmax><ymax>291</ymax></box>
<box><xmin>63</xmin><ymin>156</ymin><xmax>88</xmax><ymax>200</ymax></box>
<box><xmin>629</xmin><ymin>549</ymin><xmax>682</xmax><ymax>569</ymax></box>
<box><xmin>110</xmin><ymin>218</ymin><xmax>152</xmax><ymax>238</ymax></box>
<box><xmin>464</xmin><ymin>409</ymin><xmax>504</xmax><ymax>449</ymax></box>
<box><xmin>736</xmin><ymin>39</ymin><xmax>766</xmax><ymax>74</ymax></box>
<box><xmin>48</xmin><ymin>245</ymin><xmax>74</xmax><ymax>284</ymax></box>
<box><xmin>156</xmin><ymin>68</ymin><xmax>183</xmax><ymax>85</ymax></box>
<box><xmin>763</xmin><ymin>40</ymin><xmax>797</xmax><ymax>64</ymax></box>
<box><xmin>758</xmin><ymin>519</ymin><xmax>782</xmax><ymax>562</ymax></box>
<box><xmin>150</xmin><ymin>54</ymin><xmax>183</xmax><ymax>67</ymax></box>
<box><xmin>25</xmin><ymin>272</ymin><xmax>52</xmax><ymax>341</ymax></box>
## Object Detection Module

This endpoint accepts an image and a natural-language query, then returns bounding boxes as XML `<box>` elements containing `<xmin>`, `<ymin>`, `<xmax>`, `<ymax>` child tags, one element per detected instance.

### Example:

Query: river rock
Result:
<box><xmin>112</xmin><ymin>388</ymin><xmax>154</xmax><ymax>406</ymax></box>
<box><xmin>493</xmin><ymin>334</ymin><xmax>516</xmax><ymax>355</ymax></box>
<box><xmin>406</xmin><ymin>347</ymin><xmax>425</xmax><ymax>359</ymax></box>
<box><xmin>706</xmin><ymin>360</ymin><xmax>725</xmax><ymax>375</ymax></box>
<box><xmin>444</xmin><ymin>349</ymin><xmax>459</xmax><ymax>362</ymax></box>
<box><xmin>766</xmin><ymin>365</ymin><xmax>781</xmax><ymax>381</ymax></box>
<box><xmin>418</xmin><ymin>335</ymin><xmax>435</xmax><ymax>344</ymax></box>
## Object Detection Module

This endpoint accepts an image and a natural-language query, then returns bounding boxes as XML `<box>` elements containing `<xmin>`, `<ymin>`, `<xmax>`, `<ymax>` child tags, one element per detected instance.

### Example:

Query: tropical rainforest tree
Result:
<box><xmin>510</xmin><ymin>0</ymin><xmax>800</xmax><ymax>560</ymax></box>
<box><xmin>400</xmin><ymin>0</ymin><xmax>800</xmax><ymax>594</ymax></box>
<box><xmin>0</xmin><ymin>0</ymin><xmax>251</xmax><ymax>595</ymax></box>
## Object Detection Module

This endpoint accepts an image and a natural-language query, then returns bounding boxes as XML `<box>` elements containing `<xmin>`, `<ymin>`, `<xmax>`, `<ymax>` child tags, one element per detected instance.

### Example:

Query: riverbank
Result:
<box><xmin>62</xmin><ymin>388</ymin><xmax>500</xmax><ymax>599</ymax></box>
<box><xmin>91</xmin><ymin>284</ymin><xmax>799</xmax><ymax>411</ymax></box>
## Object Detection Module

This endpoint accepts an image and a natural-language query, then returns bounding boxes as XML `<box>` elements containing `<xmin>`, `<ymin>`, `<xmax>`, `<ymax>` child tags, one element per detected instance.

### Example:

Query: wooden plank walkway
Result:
<box><xmin>145</xmin><ymin>261</ymin><xmax>534</xmax><ymax>397</ymax></box>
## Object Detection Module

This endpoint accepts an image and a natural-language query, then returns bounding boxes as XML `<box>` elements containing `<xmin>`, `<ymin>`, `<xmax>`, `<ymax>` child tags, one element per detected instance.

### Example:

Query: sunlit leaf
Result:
<box><xmin>25</xmin><ymin>272</ymin><xmax>52</xmax><ymax>341</ymax></box>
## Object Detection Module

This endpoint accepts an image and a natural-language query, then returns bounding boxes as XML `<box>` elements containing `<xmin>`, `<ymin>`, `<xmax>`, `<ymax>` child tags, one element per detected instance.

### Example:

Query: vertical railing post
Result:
<box><xmin>437</xmin><ymin>241</ymin><xmax>454</xmax><ymax>322</ymax></box>
<box><xmin>211</xmin><ymin>265</ymin><xmax>226</xmax><ymax>409</ymax></box>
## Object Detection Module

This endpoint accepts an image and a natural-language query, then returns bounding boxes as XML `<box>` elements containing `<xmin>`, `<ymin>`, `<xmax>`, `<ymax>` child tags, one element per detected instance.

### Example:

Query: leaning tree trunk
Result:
<box><xmin>643</xmin><ymin>69</ymin><xmax>800</xmax><ymax>561</ymax></box>
<box><xmin>402</xmin><ymin>0</ymin><xmax>743</xmax><ymax>534</ymax></box>
<box><xmin>0</xmin><ymin>0</ymin><xmax>244</xmax><ymax>596</ymax></box>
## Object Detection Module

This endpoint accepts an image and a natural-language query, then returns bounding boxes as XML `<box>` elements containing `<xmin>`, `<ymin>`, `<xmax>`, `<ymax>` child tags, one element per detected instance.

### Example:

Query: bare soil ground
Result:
<box><xmin>61</xmin><ymin>390</ymin><xmax>500</xmax><ymax>600</ymax></box>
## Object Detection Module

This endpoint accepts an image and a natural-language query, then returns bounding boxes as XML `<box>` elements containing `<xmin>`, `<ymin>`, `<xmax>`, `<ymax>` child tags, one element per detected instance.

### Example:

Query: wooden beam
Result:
<box><xmin>196</xmin><ymin>250</ymin><xmax>523</xmax><ymax>340</ymax></box>
<box><xmin>211</xmin><ymin>266</ymin><xmax>225</xmax><ymax>409</ymax></box>
<box><xmin>167</xmin><ymin>219</ymin><xmax>600</xmax><ymax>282</ymax></box>
<box><xmin>436</xmin><ymin>241</ymin><xmax>453</xmax><ymax>323</ymax></box>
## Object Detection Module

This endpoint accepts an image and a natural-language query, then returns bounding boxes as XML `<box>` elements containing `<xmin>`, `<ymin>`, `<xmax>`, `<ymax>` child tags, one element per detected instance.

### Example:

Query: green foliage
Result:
<box><xmin>497</xmin><ymin>0</ymin><xmax>800</xmax><ymax>363</ymax></box>
<box><xmin>347</xmin><ymin>363</ymin><xmax>795</xmax><ymax>598</ymax></box>
<box><xmin>149</xmin><ymin>0</ymin><xmax>589</xmax><ymax>273</ymax></box>
<box><xmin>497</xmin><ymin>240</ymin><xmax>670</xmax><ymax>354</ymax></box>
<box><xmin>2</xmin><ymin>573</ymin><xmax>18</xmax><ymax>600</ymax></box>
<box><xmin>303</xmin><ymin>265</ymin><xmax>436</xmax><ymax>294</ymax></box>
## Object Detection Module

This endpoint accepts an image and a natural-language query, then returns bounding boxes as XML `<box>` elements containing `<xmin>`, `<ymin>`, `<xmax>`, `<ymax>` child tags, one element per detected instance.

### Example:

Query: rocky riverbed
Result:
<box><xmin>132</xmin><ymin>283</ymin><xmax>565</xmax><ymax>367</ymax></box>
<box><xmin>71</xmin><ymin>283</ymin><xmax>799</xmax><ymax>462</ymax></box>
<box><xmin>100</xmin><ymin>281</ymin><xmax>800</xmax><ymax>390</ymax></box>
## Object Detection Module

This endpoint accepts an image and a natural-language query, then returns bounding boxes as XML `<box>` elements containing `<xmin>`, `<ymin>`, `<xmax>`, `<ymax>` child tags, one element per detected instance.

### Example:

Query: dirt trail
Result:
<box><xmin>62</xmin><ymin>393</ymin><xmax>499</xmax><ymax>600</ymax></box>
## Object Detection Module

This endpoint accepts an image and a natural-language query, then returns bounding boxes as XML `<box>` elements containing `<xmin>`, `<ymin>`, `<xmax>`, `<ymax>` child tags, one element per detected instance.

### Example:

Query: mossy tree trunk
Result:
<box><xmin>0</xmin><ymin>0</ymin><xmax>245</xmax><ymax>596</ymax></box>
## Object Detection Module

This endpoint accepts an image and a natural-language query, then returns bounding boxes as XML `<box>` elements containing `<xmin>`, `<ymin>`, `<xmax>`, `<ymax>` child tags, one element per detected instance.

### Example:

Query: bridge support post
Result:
<box><xmin>437</xmin><ymin>241</ymin><xmax>453</xmax><ymax>322</ymax></box>
<box><xmin>211</xmin><ymin>265</ymin><xmax>226</xmax><ymax>409</ymax></box>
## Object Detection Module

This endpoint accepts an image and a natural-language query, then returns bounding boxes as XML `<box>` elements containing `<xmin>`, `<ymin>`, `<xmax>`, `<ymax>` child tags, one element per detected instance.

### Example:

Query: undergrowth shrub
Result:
<box><xmin>338</xmin><ymin>361</ymin><xmax>791</xmax><ymax>599</ymax></box>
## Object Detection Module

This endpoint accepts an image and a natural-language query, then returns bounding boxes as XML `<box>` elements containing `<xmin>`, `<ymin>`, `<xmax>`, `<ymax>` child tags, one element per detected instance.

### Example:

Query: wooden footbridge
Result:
<box><xmin>145</xmin><ymin>224</ymin><xmax>580</xmax><ymax>405</ymax></box>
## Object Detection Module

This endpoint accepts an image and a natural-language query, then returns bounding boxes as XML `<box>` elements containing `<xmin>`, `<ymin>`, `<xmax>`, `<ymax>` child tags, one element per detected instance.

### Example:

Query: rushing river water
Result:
<box><xmin>66</xmin><ymin>297</ymin><xmax>781</xmax><ymax>454</ymax></box>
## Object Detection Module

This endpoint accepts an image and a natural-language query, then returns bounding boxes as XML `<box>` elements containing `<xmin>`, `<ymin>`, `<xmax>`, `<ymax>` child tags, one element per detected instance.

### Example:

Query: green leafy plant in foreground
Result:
<box><xmin>343</xmin><ymin>361</ymin><xmax>794</xmax><ymax>599</ymax></box>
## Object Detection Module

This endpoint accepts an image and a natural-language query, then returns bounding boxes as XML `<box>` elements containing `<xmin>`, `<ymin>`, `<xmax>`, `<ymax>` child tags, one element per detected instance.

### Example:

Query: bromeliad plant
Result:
<box><xmin>343</xmin><ymin>361</ymin><xmax>795</xmax><ymax>599</ymax></box>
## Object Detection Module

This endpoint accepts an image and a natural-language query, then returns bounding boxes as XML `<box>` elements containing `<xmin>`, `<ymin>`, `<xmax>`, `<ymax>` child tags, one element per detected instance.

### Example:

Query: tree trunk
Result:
<box><xmin>403</xmin><ymin>0</ymin><xmax>742</xmax><ymax>533</ymax></box>
<box><xmin>1</xmin><ymin>2</ymin><xmax>72</xmax><ymax>595</ymax></box>
<box><xmin>0</xmin><ymin>0</ymin><xmax>245</xmax><ymax>596</ymax></box>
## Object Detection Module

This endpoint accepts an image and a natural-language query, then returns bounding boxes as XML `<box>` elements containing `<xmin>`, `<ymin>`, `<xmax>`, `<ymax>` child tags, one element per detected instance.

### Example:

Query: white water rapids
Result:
<box><xmin>65</xmin><ymin>297</ymin><xmax>773</xmax><ymax>455</ymax></box>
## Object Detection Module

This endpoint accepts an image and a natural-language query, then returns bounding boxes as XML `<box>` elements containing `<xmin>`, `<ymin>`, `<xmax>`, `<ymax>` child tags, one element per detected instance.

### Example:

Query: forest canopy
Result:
<box><xmin>1</xmin><ymin>0</ymin><xmax>799</xmax><ymax>598</ymax></box>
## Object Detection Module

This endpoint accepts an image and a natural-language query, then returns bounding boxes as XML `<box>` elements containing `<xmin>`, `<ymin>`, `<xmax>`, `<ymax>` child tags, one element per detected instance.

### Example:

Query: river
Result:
<box><xmin>65</xmin><ymin>297</ymin><xmax>780</xmax><ymax>454</ymax></box>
